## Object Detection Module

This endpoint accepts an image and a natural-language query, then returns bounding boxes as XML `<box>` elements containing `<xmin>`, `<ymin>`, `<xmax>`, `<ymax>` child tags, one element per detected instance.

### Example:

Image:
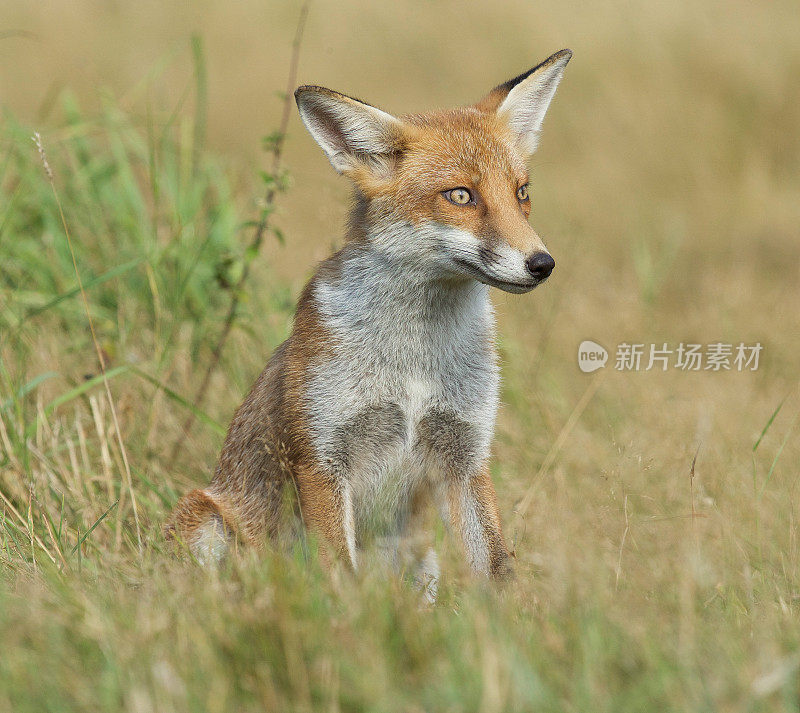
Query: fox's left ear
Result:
<box><xmin>477</xmin><ymin>49</ymin><xmax>572</xmax><ymax>155</ymax></box>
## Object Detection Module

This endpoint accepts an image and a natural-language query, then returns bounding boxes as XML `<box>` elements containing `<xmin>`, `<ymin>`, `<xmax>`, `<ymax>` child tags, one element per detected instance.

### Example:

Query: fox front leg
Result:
<box><xmin>418</xmin><ymin>409</ymin><xmax>512</xmax><ymax>579</ymax></box>
<box><xmin>296</xmin><ymin>467</ymin><xmax>358</xmax><ymax>571</ymax></box>
<box><xmin>443</xmin><ymin>466</ymin><xmax>513</xmax><ymax>579</ymax></box>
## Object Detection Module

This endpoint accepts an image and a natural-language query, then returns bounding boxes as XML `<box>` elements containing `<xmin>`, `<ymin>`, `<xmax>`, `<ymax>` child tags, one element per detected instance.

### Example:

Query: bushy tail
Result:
<box><xmin>164</xmin><ymin>489</ymin><xmax>233</xmax><ymax>566</ymax></box>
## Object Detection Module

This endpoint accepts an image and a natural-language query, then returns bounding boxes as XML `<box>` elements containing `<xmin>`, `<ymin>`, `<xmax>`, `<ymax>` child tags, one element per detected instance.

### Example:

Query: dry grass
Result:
<box><xmin>1</xmin><ymin>0</ymin><xmax>800</xmax><ymax>710</ymax></box>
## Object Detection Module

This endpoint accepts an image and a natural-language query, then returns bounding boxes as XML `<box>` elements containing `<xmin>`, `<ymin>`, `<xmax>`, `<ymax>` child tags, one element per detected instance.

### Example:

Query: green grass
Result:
<box><xmin>2</xmin><ymin>9</ymin><xmax>800</xmax><ymax>710</ymax></box>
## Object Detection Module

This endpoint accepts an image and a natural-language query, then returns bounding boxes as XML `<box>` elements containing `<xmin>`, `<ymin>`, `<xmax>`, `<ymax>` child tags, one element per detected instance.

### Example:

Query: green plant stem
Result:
<box><xmin>169</xmin><ymin>1</ymin><xmax>310</xmax><ymax>465</ymax></box>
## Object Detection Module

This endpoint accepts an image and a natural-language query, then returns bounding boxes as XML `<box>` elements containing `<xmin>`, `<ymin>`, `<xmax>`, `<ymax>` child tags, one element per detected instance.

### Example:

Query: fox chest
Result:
<box><xmin>303</xmin><ymin>321</ymin><xmax>499</xmax><ymax>492</ymax></box>
<box><xmin>304</xmin><ymin>270</ymin><xmax>500</xmax><ymax>516</ymax></box>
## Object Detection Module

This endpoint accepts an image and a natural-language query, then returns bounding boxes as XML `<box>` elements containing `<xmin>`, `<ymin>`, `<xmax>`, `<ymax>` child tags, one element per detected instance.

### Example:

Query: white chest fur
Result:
<box><xmin>304</xmin><ymin>243</ymin><xmax>499</xmax><ymax>520</ymax></box>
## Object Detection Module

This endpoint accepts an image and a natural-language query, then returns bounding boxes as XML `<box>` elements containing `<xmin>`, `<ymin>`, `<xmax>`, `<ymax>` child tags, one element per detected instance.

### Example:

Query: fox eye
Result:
<box><xmin>443</xmin><ymin>187</ymin><xmax>474</xmax><ymax>206</ymax></box>
<box><xmin>517</xmin><ymin>184</ymin><xmax>530</xmax><ymax>202</ymax></box>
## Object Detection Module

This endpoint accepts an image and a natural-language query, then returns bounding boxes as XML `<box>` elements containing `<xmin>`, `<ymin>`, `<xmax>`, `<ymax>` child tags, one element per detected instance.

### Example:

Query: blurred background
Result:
<box><xmin>4</xmin><ymin>0</ymin><xmax>797</xmax><ymax>284</ymax></box>
<box><xmin>2</xmin><ymin>1</ymin><xmax>800</xmax><ymax>710</ymax></box>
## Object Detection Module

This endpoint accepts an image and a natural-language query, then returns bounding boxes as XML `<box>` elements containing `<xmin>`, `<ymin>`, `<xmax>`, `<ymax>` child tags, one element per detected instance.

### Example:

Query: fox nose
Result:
<box><xmin>526</xmin><ymin>252</ymin><xmax>555</xmax><ymax>280</ymax></box>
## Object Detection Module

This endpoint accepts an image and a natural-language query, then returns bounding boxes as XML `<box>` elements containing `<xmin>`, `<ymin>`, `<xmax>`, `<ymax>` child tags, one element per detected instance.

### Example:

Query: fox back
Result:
<box><xmin>166</xmin><ymin>49</ymin><xmax>572</xmax><ymax>582</ymax></box>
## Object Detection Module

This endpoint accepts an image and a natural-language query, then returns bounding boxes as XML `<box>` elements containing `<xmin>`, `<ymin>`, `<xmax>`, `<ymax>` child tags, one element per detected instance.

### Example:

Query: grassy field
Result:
<box><xmin>2</xmin><ymin>0</ymin><xmax>800</xmax><ymax>710</ymax></box>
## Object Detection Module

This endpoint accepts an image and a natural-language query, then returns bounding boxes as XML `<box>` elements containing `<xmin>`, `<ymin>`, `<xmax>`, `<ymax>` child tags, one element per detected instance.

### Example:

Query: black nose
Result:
<box><xmin>525</xmin><ymin>252</ymin><xmax>555</xmax><ymax>280</ymax></box>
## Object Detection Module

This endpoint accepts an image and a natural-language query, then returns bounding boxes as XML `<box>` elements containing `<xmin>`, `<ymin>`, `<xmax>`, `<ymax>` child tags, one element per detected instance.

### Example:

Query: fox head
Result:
<box><xmin>295</xmin><ymin>49</ymin><xmax>571</xmax><ymax>294</ymax></box>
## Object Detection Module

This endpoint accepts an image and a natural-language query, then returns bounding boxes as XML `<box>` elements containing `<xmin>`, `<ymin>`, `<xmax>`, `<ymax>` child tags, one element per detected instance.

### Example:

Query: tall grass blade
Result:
<box><xmin>129</xmin><ymin>366</ymin><xmax>225</xmax><ymax>436</ymax></box>
<box><xmin>0</xmin><ymin>372</ymin><xmax>58</xmax><ymax>413</ymax></box>
<box><xmin>69</xmin><ymin>500</ymin><xmax>118</xmax><ymax>557</ymax></box>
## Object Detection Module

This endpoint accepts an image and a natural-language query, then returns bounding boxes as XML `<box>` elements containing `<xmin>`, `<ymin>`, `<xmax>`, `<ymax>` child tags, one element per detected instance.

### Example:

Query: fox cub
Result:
<box><xmin>166</xmin><ymin>49</ymin><xmax>572</xmax><ymax>580</ymax></box>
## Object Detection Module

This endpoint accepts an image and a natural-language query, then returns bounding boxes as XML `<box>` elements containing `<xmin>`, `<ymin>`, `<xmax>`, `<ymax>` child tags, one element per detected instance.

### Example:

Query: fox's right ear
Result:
<box><xmin>295</xmin><ymin>86</ymin><xmax>403</xmax><ymax>178</ymax></box>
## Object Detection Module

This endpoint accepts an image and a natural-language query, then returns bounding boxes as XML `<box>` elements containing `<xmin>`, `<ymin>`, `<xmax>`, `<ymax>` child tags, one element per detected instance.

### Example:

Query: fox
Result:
<box><xmin>165</xmin><ymin>49</ymin><xmax>572</xmax><ymax>583</ymax></box>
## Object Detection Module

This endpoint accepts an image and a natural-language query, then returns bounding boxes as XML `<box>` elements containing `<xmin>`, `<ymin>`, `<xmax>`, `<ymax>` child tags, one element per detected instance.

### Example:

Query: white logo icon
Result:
<box><xmin>578</xmin><ymin>340</ymin><xmax>608</xmax><ymax>373</ymax></box>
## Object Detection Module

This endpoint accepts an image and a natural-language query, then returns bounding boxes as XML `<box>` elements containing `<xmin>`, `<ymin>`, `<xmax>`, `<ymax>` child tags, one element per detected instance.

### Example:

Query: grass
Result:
<box><xmin>2</xmin><ymin>1</ymin><xmax>800</xmax><ymax>710</ymax></box>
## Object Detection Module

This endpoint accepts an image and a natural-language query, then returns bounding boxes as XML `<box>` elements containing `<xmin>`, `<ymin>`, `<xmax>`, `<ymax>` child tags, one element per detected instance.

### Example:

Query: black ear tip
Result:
<box><xmin>295</xmin><ymin>86</ymin><xmax>330</xmax><ymax>110</ymax></box>
<box><xmin>295</xmin><ymin>85</ymin><xmax>315</xmax><ymax>101</ymax></box>
<box><xmin>552</xmin><ymin>48</ymin><xmax>573</xmax><ymax>64</ymax></box>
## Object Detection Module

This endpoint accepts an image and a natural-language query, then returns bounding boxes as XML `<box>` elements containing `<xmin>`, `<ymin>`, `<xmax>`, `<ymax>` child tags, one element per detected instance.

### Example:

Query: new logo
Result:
<box><xmin>578</xmin><ymin>340</ymin><xmax>608</xmax><ymax>373</ymax></box>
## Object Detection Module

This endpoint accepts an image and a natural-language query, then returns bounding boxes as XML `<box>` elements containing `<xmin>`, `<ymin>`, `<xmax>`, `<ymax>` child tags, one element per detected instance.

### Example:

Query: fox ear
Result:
<box><xmin>477</xmin><ymin>49</ymin><xmax>572</xmax><ymax>155</ymax></box>
<box><xmin>295</xmin><ymin>86</ymin><xmax>403</xmax><ymax>177</ymax></box>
